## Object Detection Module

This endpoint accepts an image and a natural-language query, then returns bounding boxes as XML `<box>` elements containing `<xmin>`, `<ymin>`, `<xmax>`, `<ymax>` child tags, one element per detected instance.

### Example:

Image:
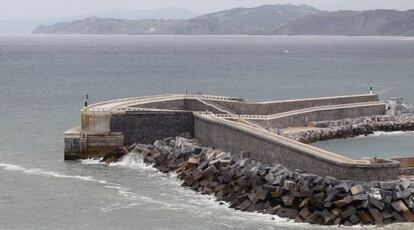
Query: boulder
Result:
<box><xmin>100</xmin><ymin>147</ymin><xmax>129</xmax><ymax>163</ymax></box>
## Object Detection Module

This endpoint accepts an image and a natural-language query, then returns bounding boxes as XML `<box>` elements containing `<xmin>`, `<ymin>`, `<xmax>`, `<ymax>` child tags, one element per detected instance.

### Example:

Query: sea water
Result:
<box><xmin>1</xmin><ymin>35</ymin><xmax>414</xmax><ymax>229</ymax></box>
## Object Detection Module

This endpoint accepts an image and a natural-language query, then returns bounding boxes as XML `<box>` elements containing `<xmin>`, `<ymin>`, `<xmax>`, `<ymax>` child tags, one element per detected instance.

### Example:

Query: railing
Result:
<box><xmin>82</xmin><ymin>95</ymin><xmax>166</xmax><ymax>110</ymax></box>
<box><xmin>83</xmin><ymin>94</ymin><xmax>181</xmax><ymax>112</ymax></box>
<box><xmin>80</xmin><ymin>94</ymin><xmax>380</xmax><ymax>165</ymax></box>
<box><xmin>213</xmin><ymin>101</ymin><xmax>385</xmax><ymax>121</ymax></box>
<box><xmin>184</xmin><ymin>94</ymin><xmax>240</xmax><ymax>101</ymax></box>
<box><xmin>265</xmin><ymin>101</ymin><xmax>385</xmax><ymax>120</ymax></box>
<box><xmin>83</xmin><ymin>94</ymin><xmax>241</xmax><ymax>113</ymax></box>
<box><xmin>255</xmin><ymin>94</ymin><xmax>377</xmax><ymax>105</ymax></box>
<box><xmin>196</xmin><ymin>112</ymin><xmax>371</xmax><ymax>165</ymax></box>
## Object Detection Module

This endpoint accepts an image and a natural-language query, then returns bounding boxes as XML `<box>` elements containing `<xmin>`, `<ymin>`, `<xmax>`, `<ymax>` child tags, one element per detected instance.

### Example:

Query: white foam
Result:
<box><xmin>108</xmin><ymin>152</ymin><xmax>157</xmax><ymax>171</ymax></box>
<box><xmin>371</xmin><ymin>131</ymin><xmax>414</xmax><ymax>137</ymax></box>
<box><xmin>0</xmin><ymin>162</ymin><xmax>98</xmax><ymax>182</ymax></box>
<box><xmin>99</xmin><ymin>202</ymin><xmax>143</xmax><ymax>213</ymax></box>
<box><xmin>80</xmin><ymin>158</ymin><xmax>105</xmax><ymax>165</ymax></box>
<box><xmin>0</xmin><ymin>162</ymin><xmax>133</xmax><ymax>200</ymax></box>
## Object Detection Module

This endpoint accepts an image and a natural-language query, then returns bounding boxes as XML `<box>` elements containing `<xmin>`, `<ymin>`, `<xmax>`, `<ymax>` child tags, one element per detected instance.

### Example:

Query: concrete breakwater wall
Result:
<box><xmin>208</xmin><ymin>94</ymin><xmax>380</xmax><ymax>115</ymax></box>
<box><xmin>64</xmin><ymin>94</ymin><xmax>403</xmax><ymax>181</ymax></box>
<box><xmin>193</xmin><ymin>114</ymin><xmax>399</xmax><ymax>181</ymax></box>
<box><xmin>115</xmin><ymin>137</ymin><xmax>414</xmax><ymax>226</ymax></box>
<box><xmin>283</xmin><ymin>115</ymin><xmax>414</xmax><ymax>144</ymax></box>
<box><xmin>253</xmin><ymin>102</ymin><xmax>386</xmax><ymax>129</ymax></box>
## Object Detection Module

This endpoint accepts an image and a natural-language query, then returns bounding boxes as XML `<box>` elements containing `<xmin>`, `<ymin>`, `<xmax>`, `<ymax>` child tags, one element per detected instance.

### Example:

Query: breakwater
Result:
<box><xmin>107</xmin><ymin>136</ymin><xmax>414</xmax><ymax>226</ymax></box>
<box><xmin>282</xmin><ymin>114</ymin><xmax>414</xmax><ymax>144</ymax></box>
<box><xmin>63</xmin><ymin>93</ymin><xmax>414</xmax><ymax>226</ymax></box>
<box><xmin>64</xmin><ymin>94</ymin><xmax>402</xmax><ymax>181</ymax></box>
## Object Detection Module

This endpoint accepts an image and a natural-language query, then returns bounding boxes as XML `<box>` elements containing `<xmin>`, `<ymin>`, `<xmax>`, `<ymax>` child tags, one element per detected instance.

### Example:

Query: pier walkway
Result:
<box><xmin>65</xmin><ymin>93</ymin><xmax>400</xmax><ymax>181</ymax></box>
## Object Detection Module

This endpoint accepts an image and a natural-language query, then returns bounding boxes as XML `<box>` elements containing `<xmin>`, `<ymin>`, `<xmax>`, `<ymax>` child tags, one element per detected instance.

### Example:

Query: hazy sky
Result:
<box><xmin>2</xmin><ymin>0</ymin><xmax>414</xmax><ymax>20</ymax></box>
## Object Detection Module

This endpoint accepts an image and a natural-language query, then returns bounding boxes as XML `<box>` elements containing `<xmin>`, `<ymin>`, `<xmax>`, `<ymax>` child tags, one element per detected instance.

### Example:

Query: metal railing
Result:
<box><xmin>212</xmin><ymin>102</ymin><xmax>385</xmax><ymax>121</ymax></box>
<box><xmin>83</xmin><ymin>94</ymin><xmax>241</xmax><ymax>113</ymax></box>
<box><xmin>197</xmin><ymin>112</ymin><xmax>371</xmax><ymax>165</ymax></box>
<box><xmin>80</xmin><ymin>94</ymin><xmax>378</xmax><ymax>165</ymax></box>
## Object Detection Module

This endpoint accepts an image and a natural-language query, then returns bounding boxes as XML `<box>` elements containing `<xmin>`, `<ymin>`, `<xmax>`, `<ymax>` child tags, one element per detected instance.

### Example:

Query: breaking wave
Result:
<box><xmin>0</xmin><ymin>162</ymin><xmax>142</xmax><ymax>205</ymax></box>
<box><xmin>109</xmin><ymin>152</ymin><xmax>156</xmax><ymax>171</ymax></box>
<box><xmin>0</xmin><ymin>162</ymin><xmax>106</xmax><ymax>183</ymax></box>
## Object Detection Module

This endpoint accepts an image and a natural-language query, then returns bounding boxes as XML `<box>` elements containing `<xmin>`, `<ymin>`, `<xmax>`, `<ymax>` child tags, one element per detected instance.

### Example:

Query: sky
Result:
<box><xmin>2</xmin><ymin>0</ymin><xmax>414</xmax><ymax>20</ymax></box>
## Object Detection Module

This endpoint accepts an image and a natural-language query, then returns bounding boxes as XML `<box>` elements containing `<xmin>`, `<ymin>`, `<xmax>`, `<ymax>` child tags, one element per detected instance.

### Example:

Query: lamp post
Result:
<box><xmin>84</xmin><ymin>94</ymin><xmax>89</xmax><ymax>107</ymax></box>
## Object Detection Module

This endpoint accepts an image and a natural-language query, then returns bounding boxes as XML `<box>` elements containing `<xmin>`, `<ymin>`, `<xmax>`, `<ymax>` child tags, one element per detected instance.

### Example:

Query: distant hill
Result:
<box><xmin>275</xmin><ymin>10</ymin><xmax>414</xmax><ymax>36</ymax></box>
<box><xmin>171</xmin><ymin>4</ymin><xmax>322</xmax><ymax>35</ymax></box>
<box><xmin>0</xmin><ymin>8</ymin><xmax>197</xmax><ymax>34</ymax></box>
<box><xmin>32</xmin><ymin>4</ymin><xmax>322</xmax><ymax>35</ymax></box>
<box><xmin>32</xmin><ymin>5</ymin><xmax>414</xmax><ymax>36</ymax></box>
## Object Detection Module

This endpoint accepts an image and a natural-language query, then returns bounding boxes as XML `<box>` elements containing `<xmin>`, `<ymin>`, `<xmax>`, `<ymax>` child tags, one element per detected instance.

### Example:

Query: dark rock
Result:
<box><xmin>299</xmin><ymin>197</ymin><xmax>310</xmax><ymax>208</ymax></box>
<box><xmin>282</xmin><ymin>195</ymin><xmax>294</xmax><ymax>206</ymax></box>
<box><xmin>294</xmin><ymin>216</ymin><xmax>304</xmax><ymax>223</ymax></box>
<box><xmin>392</xmin><ymin>200</ymin><xmax>409</xmax><ymax>212</ymax></box>
<box><xmin>404</xmin><ymin>197</ymin><xmax>414</xmax><ymax>208</ymax></box>
<box><xmin>368</xmin><ymin>208</ymin><xmax>383</xmax><ymax>224</ymax></box>
<box><xmin>379</xmin><ymin>182</ymin><xmax>396</xmax><ymax>190</ymax></box>
<box><xmin>321</xmin><ymin>209</ymin><xmax>335</xmax><ymax>224</ymax></box>
<box><xmin>100</xmin><ymin>147</ymin><xmax>129</xmax><ymax>163</ymax></box>
<box><xmin>396</xmin><ymin>190</ymin><xmax>411</xmax><ymax>199</ymax></box>
<box><xmin>357</xmin><ymin>210</ymin><xmax>374</xmax><ymax>225</ymax></box>
<box><xmin>341</xmin><ymin>206</ymin><xmax>357</xmax><ymax>218</ymax></box>
<box><xmin>352</xmin><ymin>193</ymin><xmax>369</xmax><ymax>201</ymax></box>
<box><xmin>153</xmin><ymin>140</ymin><xmax>167</xmax><ymax>148</ymax></box>
<box><xmin>283</xmin><ymin>180</ymin><xmax>296</xmax><ymax>192</ymax></box>
<box><xmin>238</xmin><ymin>199</ymin><xmax>252</xmax><ymax>211</ymax></box>
<box><xmin>276</xmin><ymin>208</ymin><xmax>298</xmax><ymax>219</ymax></box>
<box><xmin>272</xmin><ymin>175</ymin><xmax>285</xmax><ymax>186</ymax></box>
<box><xmin>256</xmin><ymin>190</ymin><xmax>268</xmax><ymax>201</ymax></box>
<box><xmin>349</xmin><ymin>214</ymin><xmax>360</xmax><ymax>225</ymax></box>
<box><xmin>334</xmin><ymin>195</ymin><xmax>352</xmax><ymax>208</ymax></box>
<box><xmin>350</xmin><ymin>184</ymin><xmax>364</xmax><ymax>195</ymax></box>
<box><xmin>262</xmin><ymin>185</ymin><xmax>277</xmax><ymax>192</ymax></box>
<box><xmin>306</xmin><ymin>212</ymin><xmax>324</xmax><ymax>225</ymax></box>
<box><xmin>403</xmin><ymin>211</ymin><xmax>414</xmax><ymax>222</ymax></box>
<box><xmin>298</xmin><ymin>207</ymin><xmax>311</xmax><ymax>219</ymax></box>
<box><xmin>369</xmin><ymin>197</ymin><xmax>385</xmax><ymax>211</ymax></box>
<box><xmin>202</xmin><ymin>165</ymin><xmax>218</xmax><ymax>177</ymax></box>
<box><xmin>334</xmin><ymin>183</ymin><xmax>350</xmax><ymax>193</ymax></box>
<box><xmin>391</xmin><ymin>211</ymin><xmax>406</xmax><ymax>222</ymax></box>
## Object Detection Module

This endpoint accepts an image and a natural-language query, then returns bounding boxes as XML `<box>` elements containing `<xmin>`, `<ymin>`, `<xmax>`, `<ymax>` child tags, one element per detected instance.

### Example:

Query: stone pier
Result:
<box><xmin>64</xmin><ymin>94</ymin><xmax>402</xmax><ymax>181</ymax></box>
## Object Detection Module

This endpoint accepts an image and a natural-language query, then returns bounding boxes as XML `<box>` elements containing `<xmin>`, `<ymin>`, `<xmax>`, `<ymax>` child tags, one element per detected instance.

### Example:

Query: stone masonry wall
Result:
<box><xmin>193</xmin><ymin>115</ymin><xmax>399</xmax><ymax>181</ymax></box>
<box><xmin>131</xmin><ymin>99</ymin><xmax>186</xmax><ymax>110</ymax></box>
<box><xmin>110</xmin><ymin>111</ymin><xmax>194</xmax><ymax>145</ymax></box>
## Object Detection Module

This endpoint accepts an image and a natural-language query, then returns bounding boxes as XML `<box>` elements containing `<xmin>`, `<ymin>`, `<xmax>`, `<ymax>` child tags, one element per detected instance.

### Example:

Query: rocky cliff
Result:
<box><xmin>275</xmin><ymin>10</ymin><xmax>414</xmax><ymax>36</ymax></box>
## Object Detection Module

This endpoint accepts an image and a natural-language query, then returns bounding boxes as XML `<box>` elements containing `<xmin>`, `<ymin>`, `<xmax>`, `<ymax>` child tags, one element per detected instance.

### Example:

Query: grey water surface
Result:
<box><xmin>1</xmin><ymin>35</ymin><xmax>414</xmax><ymax>229</ymax></box>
